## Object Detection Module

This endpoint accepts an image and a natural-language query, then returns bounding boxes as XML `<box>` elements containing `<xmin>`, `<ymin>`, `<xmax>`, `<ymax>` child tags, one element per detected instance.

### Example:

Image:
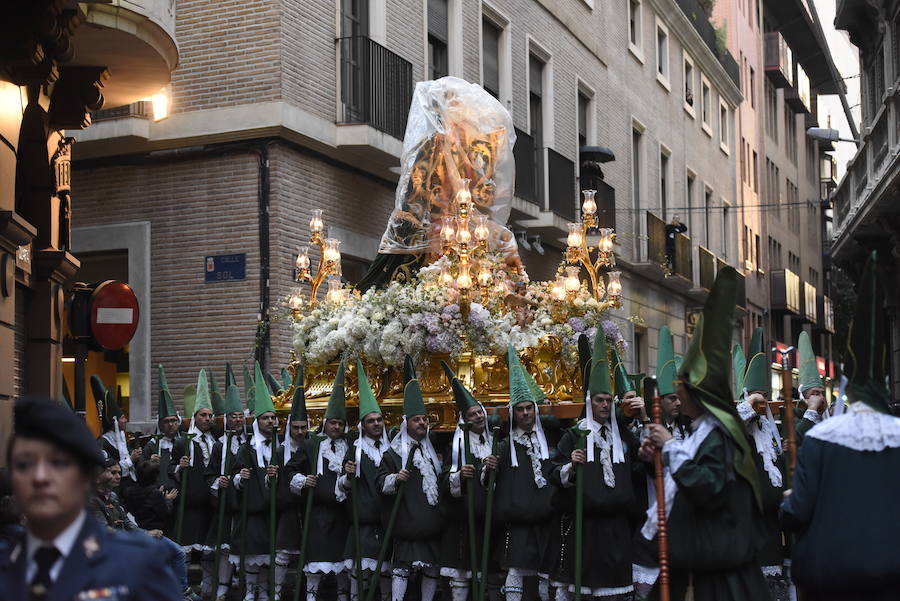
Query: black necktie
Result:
<box><xmin>331</xmin><ymin>440</ymin><xmax>336</xmax><ymax>452</ymax></box>
<box><xmin>479</xmin><ymin>434</ymin><xmax>486</xmax><ymax>444</ymax></box>
<box><xmin>667</xmin><ymin>424</ymin><xmax>674</xmax><ymax>435</ymax></box>
<box><xmin>600</xmin><ymin>425</ymin><xmax>608</xmax><ymax>440</ymax></box>
<box><xmin>30</xmin><ymin>546</ymin><xmax>60</xmax><ymax>601</ymax></box>
<box><xmin>374</xmin><ymin>439</ymin><xmax>381</xmax><ymax>449</ymax></box>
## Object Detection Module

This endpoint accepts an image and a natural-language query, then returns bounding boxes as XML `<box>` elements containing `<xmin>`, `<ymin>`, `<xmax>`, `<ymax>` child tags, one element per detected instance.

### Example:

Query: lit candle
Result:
<box><xmin>456</xmin><ymin>178</ymin><xmax>473</xmax><ymax>215</ymax></box>
<box><xmin>581</xmin><ymin>189</ymin><xmax>597</xmax><ymax>216</ymax></box>
<box><xmin>473</xmin><ymin>214</ymin><xmax>490</xmax><ymax>242</ymax></box>
<box><xmin>564</xmin><ymin>266</ymin><xmax>581</xmax><ymax>293</ymax></box>
<box><xmin>323</xmin><ymin>238</ymin><xmax>341</xmax><ymax>264</ymax></box>
<box><xmin>289</xmin><ymin>290</ymin><xmax>304</xmax><ymax>311</ymax></box>
<box><xmin>295</xmin><ymin>246</ymin><xmax>310</xmax><ymax>271</ymax></box>
<box><xmin>325</xmin><ymin>278</ymin><xmax>343</xmax><ymax>304</ymax></box>
<box><xmin>567</xmin><ymin>223</ymin><xmax>583</xmax><ymax>249</ymax></box>
<box><xmin>551</xmin><ymin>275</ymin><xmax>567</xmax><ymax>301</ymax></box>
<box><xmin>441</xmin><ymin>216</ymin><xmax>456</xmax><ymax>243</ymax></box>
<box><xmin>456</xmin><ymin>221</ymin><xmax>472</xmax><ymax>245</ymax></box>
<box><xmin>457</xmin><ymin>263</ymin><xmax>473</xmax><ymax>289</ymax></box>
<box><xmin>309</xmin><ymin>209</ymin><xmax>324</xmax><ymax>234</ymax></box>
<box><xmin>477</xmin><ymin>264</ymin><xmax>493</xmax><ymax>287</ymax></box>
<box><xmin>439</xmin><ymin>263</ymin><xmax>454</xmax><ymax>286</ymax></box>
<box><xmin>598</xmin><ymin>228</ymin><xmax>615</xmax><ymax>253</ymax></box>
<box><xmin>607</xmin><ymin>271</ymin><xmax>622</xmax><ymax>297</ymax></box>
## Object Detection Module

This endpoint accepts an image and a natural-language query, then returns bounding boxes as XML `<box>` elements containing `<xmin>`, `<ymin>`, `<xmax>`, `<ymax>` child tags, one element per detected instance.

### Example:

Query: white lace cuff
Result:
<box><xmin>334</xmin><ymin>475</ymin><xmax>347</xmax><ymax>502</ymax></box>
<box><xmin>662</xmin><ymin>438</ymin><xmax>692</xmax><ymax>474</ymax></box>
<box><xmin>449</xmin><ymin>471</ymin><xmax>462</xmax><ymax>498</ymax></box>
<box><xmin>803</xmin><ymin>409</ymin><xmax>822</xmax><ymax>424</ymax></box>
<box><xmin>559</xmin><ymin>463</ymin><xmax>575</xmax><ymax>488</ymax></box>
<box><xmin>382</xmin><ymin>474</ymin><xmax>398</xmax><ymax>495</ymax></box>
<box><xmin>233</xmin><ymin>474</ymin><xmax>243</xmax><ymax>489</ymax></box>
<box><xmin>290</xmin><ymin>473</ymin><xmax>307</xmax><ymax>496</ymax></box>
<box><xmin>337</xmin><ymin>474</ymin><xmax>351</xmax><ymax>493</ymax></box>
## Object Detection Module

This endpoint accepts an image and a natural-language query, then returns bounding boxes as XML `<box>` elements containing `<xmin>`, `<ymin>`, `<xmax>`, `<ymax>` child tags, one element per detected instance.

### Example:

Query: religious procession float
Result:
<box><xmin>277</xmin><ymin>77</ymin><xmax>628</xmax><ymax>431</ymax></box>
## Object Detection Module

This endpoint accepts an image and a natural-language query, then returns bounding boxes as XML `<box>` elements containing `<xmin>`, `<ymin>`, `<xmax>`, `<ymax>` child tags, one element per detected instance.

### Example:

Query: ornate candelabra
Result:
<box><xmin>290</xmin><ymin>209</ymin><xmax>345</xmax><ymax>316</ymax></box>
<box><xmin>550</xmin><ymin>189</ymin><xmax>623</xmax><ymax>309</ymax></box>
<box><xmin>438</xmin><ymin>179</ymin><xmax>507</xmax><ymax>319</ymax></box>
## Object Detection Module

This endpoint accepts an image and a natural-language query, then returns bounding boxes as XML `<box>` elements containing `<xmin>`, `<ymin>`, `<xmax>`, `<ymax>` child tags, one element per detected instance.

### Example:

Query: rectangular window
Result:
<box><xmin>482</xmin><ymin>17</ymin><xmax>501</xmax><ymax>99</ymax></box>
<box><xmin>577</xmin><ymin>90</ymin><xmax>591</xmax><ymax>150</ymax></box>
<box><xmin>722</xmin><ymin>202</ymin><xmax>730</xmax><ymax>258</ymax></box>
<box><xmin>743</xmin><ymin>225</ymin><xmax>749</xmax><ymax>264</ymax></box>
<box><xmin>701</xmin><ymin>76</ymin><xmax>711</xmax><ymax>132</ymax></box>
<box><xmin>719</xmin><ymin>101</ymin><xmax>729</xmax><ymax>150</ymax></box>
<box><xmin>704</xmin><ymin>187</ymin><xmax>713</xmax><ymax>248</ymax></box>
<box><xmin>740</xmin><ymin>138</ymin><xmax>746</xmax><ymax>183</ymax></box>
<box><xmin>629</xmin><ymin>0</ymin><xmax>642</xmax><ymax>49</ymax></box>
<box><xmin>683</xmin><ymin>54</ymin><xmax>695</xmax><ymax>112</ymax></box>
<box><xmin>428</xmin><ymin>0</ymin><xmax>449</xmax><ymax>80</ymax></box>
<box><xmin>529</xmin><ymin>52</ymin><xmax>545</xmax><ymax>204</ymax></box>
<box><xmin>765</xmin><ymin>78</ymin><xmax>778</xmax><ymax>143</ymax></box>
<box><xmin>686</xmin><ymin>171</ymin><xmax>695</xmax><ymax>235</ymax></box>
<box><xmin>659</xmin><ymin>147</ymin><xmax>670</xmax><ymax>218</ymax></box>
<box><xmin>632</xmin><ymin>127</ymin><xmax>642</xmax><ymax>212</ymax></box>
<box><xmin>749</xmin><ymin>66</ymin><xmax>756</xmax><ymax>108</ymax></box>
<box><xmin>752</xmin><ymin>150</ymin><xmax>759</xmax><ymax>192</ymax></box>
<box><xmin>656</xmin><ymin>21</ymin><xmax>669</xmax><ymax>84</ymax></box>
<box><xmin>755</xmin><ymin>233</ymin><xmax>761</xmax><ymax>272</ymax></box>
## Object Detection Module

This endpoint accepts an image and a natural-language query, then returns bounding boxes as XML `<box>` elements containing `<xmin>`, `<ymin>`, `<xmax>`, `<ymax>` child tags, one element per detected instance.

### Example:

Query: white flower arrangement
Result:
<box><xmin>291</xmin><ymin>260</ymin><xmax>626</xmax><ymax>369</ymax></box>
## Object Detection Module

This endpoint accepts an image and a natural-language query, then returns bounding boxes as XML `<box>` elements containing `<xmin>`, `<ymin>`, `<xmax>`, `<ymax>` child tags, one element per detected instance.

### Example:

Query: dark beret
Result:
<box><xmin>13</xmin><ymin>398</ymin><xmax>105</xmax><ymax>469</ymax></box>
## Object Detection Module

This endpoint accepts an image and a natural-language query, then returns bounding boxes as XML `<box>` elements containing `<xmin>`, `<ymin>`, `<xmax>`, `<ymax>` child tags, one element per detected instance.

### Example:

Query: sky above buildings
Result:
<box><xmin>815</xmin><ymin>0</ymin><xmax>860</xmax><ymax>180</ymax></box>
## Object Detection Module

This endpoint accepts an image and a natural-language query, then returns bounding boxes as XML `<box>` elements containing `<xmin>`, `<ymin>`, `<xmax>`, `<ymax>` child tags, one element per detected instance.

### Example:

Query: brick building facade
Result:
<box><xmin>71</xmin><ymin>0</ymin><xmax>744</xmax><ymax>428</ymax></box>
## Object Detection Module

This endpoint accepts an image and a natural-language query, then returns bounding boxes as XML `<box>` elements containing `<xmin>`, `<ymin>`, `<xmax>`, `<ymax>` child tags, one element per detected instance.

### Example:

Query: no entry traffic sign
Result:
<box><xmin>88</xmin><ymin>280</ymin><xmax>140</xmax><ymax>350</ymax></box>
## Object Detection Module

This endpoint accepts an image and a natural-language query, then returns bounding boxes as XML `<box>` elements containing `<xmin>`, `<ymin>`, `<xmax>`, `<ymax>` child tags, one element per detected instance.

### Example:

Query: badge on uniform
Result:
<box><xmin>76</xmin><ymin>585</ymin><xmax>130</xmax><ymax>600</ymax></box>
<box><xmin>83</xmin><ymin>535</ymin><xmax>100</xmax><ymax>558</ymax></box>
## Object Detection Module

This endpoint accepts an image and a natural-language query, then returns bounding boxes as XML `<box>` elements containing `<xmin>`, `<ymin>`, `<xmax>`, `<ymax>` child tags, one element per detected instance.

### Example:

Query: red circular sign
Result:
<box><xmin>89</xmin><ymin>280</ymin><xmax>140</xmax><ymax>350</ymax></box>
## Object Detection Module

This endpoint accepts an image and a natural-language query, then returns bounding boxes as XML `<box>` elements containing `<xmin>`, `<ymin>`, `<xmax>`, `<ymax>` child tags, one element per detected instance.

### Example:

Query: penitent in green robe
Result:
<box><xmin>376</xmin><ymin>446</ymin><xmax>444</xmax><ymax>567</ymax></box>
<box><xmin>492</xmin><ymin>436</ymin><xmax>557</xmax><ymax>572</ymax></box>
<box><xmin>646</xmin><ymin>425</ymin><xmax>770</xmax><ymax>601</ymax></box>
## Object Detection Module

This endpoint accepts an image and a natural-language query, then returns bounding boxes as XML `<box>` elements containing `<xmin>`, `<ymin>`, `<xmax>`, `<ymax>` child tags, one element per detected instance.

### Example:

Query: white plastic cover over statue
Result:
<box><xmin>377</xmin><ymin>76</ymin><xmax>523</xmax><ymax>270</ymax></box>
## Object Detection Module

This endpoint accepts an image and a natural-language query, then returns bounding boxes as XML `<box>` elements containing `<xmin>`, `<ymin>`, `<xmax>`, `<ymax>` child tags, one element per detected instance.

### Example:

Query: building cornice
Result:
<box><xmin>648</xmin><ymin>0</ymin><xmax>743</xmax><ymax>107</ymax></box>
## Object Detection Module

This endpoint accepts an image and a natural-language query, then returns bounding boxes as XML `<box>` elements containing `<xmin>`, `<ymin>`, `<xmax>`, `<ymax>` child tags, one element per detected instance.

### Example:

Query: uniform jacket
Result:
<box><xmin>0</xmin><ymin>514</ymin><xmax>181</xmax><ymax>601</ymax></box>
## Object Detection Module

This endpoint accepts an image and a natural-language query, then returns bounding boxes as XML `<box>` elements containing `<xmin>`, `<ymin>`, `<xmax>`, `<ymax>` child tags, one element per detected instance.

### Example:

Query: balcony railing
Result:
<box><xmin>672</xmin><ymin>0</ymin><xmax>741</xmax><ymax>88</ymax></box>
<box><xmin>802</xmin><ymin>281</ymin><xmax>817</xmax><ymax>323</ymax></box>
<box><xmin>647</xmin><ymin>212</ymin><xmax>692</xmax><ymax>282</ymax></box>
<box><xmin>548</xmin><ymin>149</ymin><xmax>576</xmax><ymax>220</ymax></box>
<box><xmin>764</xmin><ymin>32</ymin><xmax>793</xmax><ymax>88</ymax></box>
<box><xmin>698</xmin><ymin>246</ymin><xmax>716</xmax><ymax>290</ymax></box>
<box><xmin>785</xmin><ymin>63</ymin><xmax>811</xmax><ymax>113</ymax></box>
<box><xmin>831</xmin><ymin>74</ymin><xmax>900</xmax><ymax>245</ymax></box>
<box><xmin>816</xmin><ymin>294</ymin><xmax>835</xmax><ymax>333</ymax></box>
<box><xmin>337</xmin><ymin>36</ymin><xmax>413</xmax><ymax>140</ymax></box>
<box><xmin>770</xmin><ymin>268</ymin><xmax>801</xmax><ymax>314</ymax></box>
<box><xmin>91</xmin><ymin>101</ymin><xmax>149</xmax><ymax>122</ymax></box>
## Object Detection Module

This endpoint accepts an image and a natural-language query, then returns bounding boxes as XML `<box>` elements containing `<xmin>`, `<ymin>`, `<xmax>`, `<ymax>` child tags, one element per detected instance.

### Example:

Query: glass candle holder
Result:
<box><xmin>581</xmin><ymin>189</ymin><xmax>597</xmax><ymax>216</ymax></box>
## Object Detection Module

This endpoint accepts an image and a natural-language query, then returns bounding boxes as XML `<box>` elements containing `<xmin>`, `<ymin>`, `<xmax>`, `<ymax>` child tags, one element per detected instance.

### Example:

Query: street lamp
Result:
<box><xmin>806</xmin><ymin>127</ymin><xmax>858</xmax><ymax>144</ymax></box>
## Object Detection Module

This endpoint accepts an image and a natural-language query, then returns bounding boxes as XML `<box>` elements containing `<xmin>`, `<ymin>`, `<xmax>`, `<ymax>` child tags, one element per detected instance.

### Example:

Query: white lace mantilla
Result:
<box><xmin>806</xmin><ymin>402</ymin><xmax>900</xmax><ymax>451</ymax></box>
<box><xmin>512</xmin><ymin>431</ymin><xmax>547</xmax><ymax>489</ymax></box>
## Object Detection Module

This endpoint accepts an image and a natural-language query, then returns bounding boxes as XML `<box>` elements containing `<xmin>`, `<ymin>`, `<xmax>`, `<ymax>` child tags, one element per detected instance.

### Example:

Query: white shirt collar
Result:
<box><xmin>513</xmin><ymin>426</ymin><xmax>534</xmax><ymax>438</ymax></box>
<box><xmin>27</xmin><ymin>510</ymin><xmax>86</xmax><ymax>564</ymax></box>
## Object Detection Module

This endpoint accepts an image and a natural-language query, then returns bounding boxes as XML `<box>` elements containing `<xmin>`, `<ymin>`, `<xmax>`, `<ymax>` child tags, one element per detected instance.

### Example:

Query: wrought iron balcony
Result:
<box><xmin>337</xmin><ymin>36</ymin><xmax>413</xmax><ymax>141</ymax></box>
<box><xmin>830</xmin><ymin>90</ymin><xmax>900</xmax><ymax>258</ymax></box>
<box><xmin>764</xmin><ymin>32</ymin><xmax>793</xmax><ymax>88</ymax></box>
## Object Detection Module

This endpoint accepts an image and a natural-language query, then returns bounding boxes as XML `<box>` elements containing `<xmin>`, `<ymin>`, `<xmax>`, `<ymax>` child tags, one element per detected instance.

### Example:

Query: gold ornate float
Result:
<box><xmin>279</xmin><ymin>78</ymin><xmax>625</xmax><ymax>430</ymax></box>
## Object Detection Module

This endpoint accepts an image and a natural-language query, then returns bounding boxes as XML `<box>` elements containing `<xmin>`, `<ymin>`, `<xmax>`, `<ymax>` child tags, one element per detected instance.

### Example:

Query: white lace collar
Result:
<box><xmin>316</xmin><ymin>437</ymin><xmax>347</xmax><ymax>475</ymax></box>
<box><xmin>806</xmin><ymin>402</ymin><xmax>900</xmax><ymax>451</ymax></box>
